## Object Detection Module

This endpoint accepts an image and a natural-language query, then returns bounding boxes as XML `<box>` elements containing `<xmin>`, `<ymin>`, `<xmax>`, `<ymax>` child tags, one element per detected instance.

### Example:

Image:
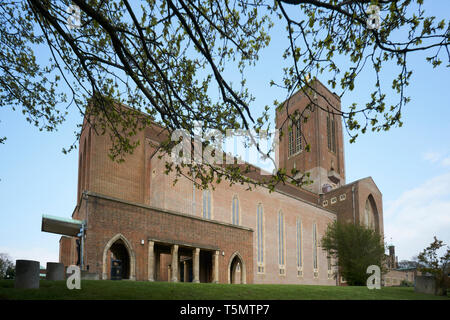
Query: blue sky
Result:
<box><xmin>0</xmin><ymin>1</ymin><xmax>449</xmax><ymax>266</ymax></box>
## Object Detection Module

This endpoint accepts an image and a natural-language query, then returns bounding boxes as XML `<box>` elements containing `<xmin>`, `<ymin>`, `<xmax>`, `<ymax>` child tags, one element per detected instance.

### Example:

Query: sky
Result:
<box><xmin>0</xmin><ymin>1</ymin><xmax>449</xmax><ymax>267</ymax></box>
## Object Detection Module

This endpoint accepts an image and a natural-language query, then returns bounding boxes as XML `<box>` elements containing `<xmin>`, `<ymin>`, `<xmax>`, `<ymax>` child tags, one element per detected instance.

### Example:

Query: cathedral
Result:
<box><xmin>41</xmin><ymin>80</ymin><xmax>383</xmax><ymax>285</ymax></box>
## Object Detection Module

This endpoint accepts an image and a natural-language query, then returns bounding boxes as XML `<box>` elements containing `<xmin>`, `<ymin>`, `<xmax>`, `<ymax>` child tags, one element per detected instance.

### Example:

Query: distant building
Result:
<box><xmin>42</xmin><ymin>80</ymin><xmax>384</xmax><ymax>284</ymax></box>
<box><xmin>383</xmin><ymin>245</ymin><xmax>420</xmax><ymax>286</ymax></box>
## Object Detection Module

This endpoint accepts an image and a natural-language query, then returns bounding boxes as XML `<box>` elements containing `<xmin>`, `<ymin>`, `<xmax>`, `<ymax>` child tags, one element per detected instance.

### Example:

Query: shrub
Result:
<box><xmin>320</xmin><ymin>221</ymin><xmax>386</xmax><ymax>286</ymax></box>
<box><xmin>400</xmin><ymin>279</ymin><xmax>413</xmax><ymax>287</ymax></box>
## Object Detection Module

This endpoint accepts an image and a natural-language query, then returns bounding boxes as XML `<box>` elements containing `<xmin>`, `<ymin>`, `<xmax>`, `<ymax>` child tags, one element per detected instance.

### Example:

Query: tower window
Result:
<box><xmin>327</xmin><ymin>115</ymin><xmax>331</xmax><ymax>150</ymax></box>
<box><xmin>288</xmin><ymin>126</ymin><xmax>294</xmax><ymax>156</ymax></box>
<box><xmin>288</xmin><ymin>119</ymin><xmax>302</xmax><ymax>156</ymax></box>
<box><xmin>295</xmin><ymin>119</ymin><xmax>302</xmax><ymax>153</ymax></box>
<box><xmin>327</xmin><ymin>114</ymin><xmax>337</xmax><ymax>153</ymax></box>
<box><xmin>331</xmin><ymin>117</ymin><xmax>336</xmax><ymax>152</ymax></box>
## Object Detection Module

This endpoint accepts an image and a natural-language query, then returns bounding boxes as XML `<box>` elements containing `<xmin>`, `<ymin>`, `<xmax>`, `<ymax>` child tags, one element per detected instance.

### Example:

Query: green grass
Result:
<box><xmin>0</xmin><ymin>280</ymin><xmax>448</xmax><ymax>300</ymax></box>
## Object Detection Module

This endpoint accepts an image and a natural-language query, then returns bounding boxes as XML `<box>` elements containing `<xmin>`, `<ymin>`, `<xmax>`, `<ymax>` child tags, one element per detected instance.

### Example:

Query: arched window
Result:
<box><xmin>327</xmin><ymin>115</ymin><xmax>331</xmax><ymax>150</ymax></box>
<box><xmin>81</xmin><ymin>137</ymin><xmax>87</xmax><ymax>193</ymax></box>
<box><xmin>288</xmin><ymin>119</ymin><xmax>302</xmax><ymax>156</ymax></box>
<box><xmin>232</xmin><ymin>196</ymin><xmax>239</xmax><ymax>225</ymax></box>
<box><xmin>327</xmin><ymin>115</ymin><xmax>336</xmax><ymax>153</ymax></box>
<box><xmin>295</xmin><ymin>119</ymin><xmax>302</xmax><ymax>152</ymax></box>
<box><xmin>331</xmin><ymin>117</ymin><xmax>336</xmax><ymax>152</ymax></box>
<box><xmin>257</xmin><ymin>204</ymin><xmax>264</xmax><ymax>272</ymax></box>
<box><xmin>278</xmin><ymin>211</ymin><xmax>285</xmax><ymax>269</ymax></box>
<box><xmin>78</xmin><ymin>153</ymin><xmax>82</xmax><ymax>198</ymax></box>
<box><xmin>288</xmin><ymin>124</ymin><xmax>294</xmax><ymax>156</ymax></box>
<box><xmin>327</xmin><ymin>256</ymin><xmax>333</xmax><ymax>279</ymax></box>
<box><xmin>202</xmin><ymin>190</ymin><xmax>211</xmax><ymax>219</ymax></box>
<box><xmin>364</xmin><ymin>198</ymin><xmax>375</xmax><ymax>229</ymax></box>
<box><xmin>365</xmin><ymin>200</ymin><xmax>370</xmax><ymax>227</ymax></box>
<box><xmin>296</xmin><ymin>218</ymin><xmax>303</xmax><ymax>276</ymax></box>
<box><xmin>313</xmin><ymin>222</ymin><xmax>318</xmax><ymax>276</ymax></box>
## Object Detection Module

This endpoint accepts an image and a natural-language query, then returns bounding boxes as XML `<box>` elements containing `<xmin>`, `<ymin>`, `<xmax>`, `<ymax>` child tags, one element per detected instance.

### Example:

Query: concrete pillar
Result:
<box><xmin>46</xmin><ymin>262</ymin><xmax>65</xmax><ymax>280</ymax></box>
<box><xmin>168</xmin><ymin>266</ymin><xmax>171</xmax><ymax>282</ymax></box>
<box><xmin>212</xmin><ymin>251</ymin><xmax>219</xmax><ymax>283</ymax></box>
<box><xmin>183</xmin><ymin>261</ymin><xmax>188</xmax><ymax>282</ymax></box>
<box><xmin>171</xmin><ymin>244</ymin><xmax>179</xmax><ymax>282</ymax></box>
<box><xmin>15</xmin><ymin>260</ymin><xmax>40</xmax><ymax>289</ymax></box>
<box><xmin>155</xmin><ymin>251</ymin><xmax>160</xmax><ymax>281</ymax></box>
<box><xmin>193</xmin><ymin>248</ymin><xmax>200</xmax><ymax>283</ymax></box>
<box><xmin>148</xmin><ymin>241</ymin><xmax>155</xmax><ymax>281</ymax></box>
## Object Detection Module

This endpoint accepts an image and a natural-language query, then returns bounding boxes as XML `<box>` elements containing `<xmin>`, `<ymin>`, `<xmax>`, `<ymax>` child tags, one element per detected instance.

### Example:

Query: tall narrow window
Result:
<box><xmin>203</xmin><ymin>190</ymin><xmax>211</xmax><ymax>219</ymax></box>
<box><xmin>365</xmin><ymin>199</ymin><xmax>373</xmax><ymax>228</ymax></box>
<box><xmin>327</xmin><ymin>115</ymin><xmax>337</xmax><ymax>153</ymax></box>
<box><xmin>257</xmin><ymin>204</ymin><xmax>264</xmax><ymax>273</ymax></box>
<box><xmin>232</xmin><ymin>196</ymin><xmax>239</xmax><ymax>225</ymax></box>
<box><xmin>288</xmin><ymin>124</ymin><xmax>294</xmax><ymax>156</ymax></box>
<box><xmin>327</xmin><ymin>256</ymin><xmax>333</xmax><ymax>279</ymax></box>
<box><xmin>313</xmin><ymin>222</ymin><xmax>318</xmax><ymax>276</ymax></box>
<box><xmin>288</xmin><ymin>119</ymin><xmax>302</xmax><ymax>156</ymax></box>
<box><xmin>295</xmin><ymin>119</ymin><xmax>302</xmax><ymax>153</ymax></box>
<box><xmin>278</xmin><ymin>211</ymin><xmax>285</xmax><ymax>269</ymax></box>
<box><xmin>327</xmin><ymin>115</ymin><xmax>331</xmax><ymax>150</ymax></box>
<box><xmin>296</xmin><ymin>218</ymin><xmax>303</xmax><ymax>276</ymax></box>
<box><xmin>331</xmin><ymin>117</ymin><xmax>336</xmax><ymax>152</ymax></box>
<box><xmin>81</xmin><ymin>138</ymin><xmax>87</xmax><ymax>192</ymax></box>
<box><xmin>77</xmin><ymin>154</ymin><xmax>82</xmax><ymax>199</ymax></box>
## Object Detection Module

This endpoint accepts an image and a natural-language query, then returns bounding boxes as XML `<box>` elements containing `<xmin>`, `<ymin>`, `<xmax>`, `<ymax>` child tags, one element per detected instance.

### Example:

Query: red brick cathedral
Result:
<box><xmin>42</xmin><ymin>80</ymin><xmax>383</xmax><ymax>285</ymax></box>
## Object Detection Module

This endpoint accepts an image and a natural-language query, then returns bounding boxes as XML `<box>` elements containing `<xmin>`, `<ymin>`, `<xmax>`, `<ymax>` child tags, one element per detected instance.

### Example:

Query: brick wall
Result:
<box><xmin>320</xmin><ymin>177</ymin><xmax>384</xmax><ymax>237</ymax></box>
<box><xmin>149</xmin><ymin>152</ymin><xmax>337</xmax><ymax>285</ymax></box>
<box><xmin>80</xmin><ymin>192</ymin><xmax>254</xmax><ymax>283</ymax></box>
<box><xmin>384</xmin><ymin>270</ymin><xmax>416</xmax><ymax>286</ymax></box>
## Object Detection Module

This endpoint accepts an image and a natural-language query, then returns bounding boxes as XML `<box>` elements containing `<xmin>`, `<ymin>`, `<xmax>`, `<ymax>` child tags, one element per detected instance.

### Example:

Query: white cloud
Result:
<box><xmin>423</xmin><ymin>151</ymin><xmax>442</xmax><ymax>163</ymax></box>
<box><xmin>384</xmin><ymin>172</ymin><xmax>450</xmax><ymax>261</ymax></box>
<box><xmin>0</xmin><ymin>246</ymin><xmax>58</xmax><ymax>267</ymax></box>
<box><xmin>441</xmin><ymin>157</ymin><xmax>450</xmax><ymax>167</ymax></box>
<box><xmin>422</xmin><ymin>152</ymin><xmax>450</xmax><ymax>168</ymax></box>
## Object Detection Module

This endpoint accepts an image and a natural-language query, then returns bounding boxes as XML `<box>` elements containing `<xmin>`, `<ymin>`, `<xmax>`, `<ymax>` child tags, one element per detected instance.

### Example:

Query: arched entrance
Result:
<box><xmin>110</xmin><ymin>239</ymin><xmax>130</xmax><ymax>279</ymax></box>
<box><xmin>228</xmin><ymin>252</ymin><xmax>246</xmax><ymax>284</ymax></box>
<box><xmin>102</xmin><ymin>234</ymin><xmax>136</xmax><ymax>280</ymax></box>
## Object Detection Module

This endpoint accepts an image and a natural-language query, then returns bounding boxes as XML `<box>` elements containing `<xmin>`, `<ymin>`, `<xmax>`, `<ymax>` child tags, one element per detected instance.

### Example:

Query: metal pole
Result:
<box><xmin>80</xmin><ymin>223</ymin><xmax>85</xmax><ymax>270</ymax></box>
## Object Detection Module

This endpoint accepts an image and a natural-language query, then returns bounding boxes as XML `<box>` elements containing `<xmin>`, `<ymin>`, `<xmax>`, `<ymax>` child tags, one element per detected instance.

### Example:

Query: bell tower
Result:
<box><xmin>275</xmin><ymin>80</ymin><xmax>346</xmax><ymax>194</ymax></box>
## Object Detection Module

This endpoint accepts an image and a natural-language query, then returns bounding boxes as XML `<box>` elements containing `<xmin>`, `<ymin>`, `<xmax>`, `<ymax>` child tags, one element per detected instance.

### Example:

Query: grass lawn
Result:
<box><xmin>0</xmin><ymin>280</ymin><xmax>449</xmax><ymax>300</ymax></box>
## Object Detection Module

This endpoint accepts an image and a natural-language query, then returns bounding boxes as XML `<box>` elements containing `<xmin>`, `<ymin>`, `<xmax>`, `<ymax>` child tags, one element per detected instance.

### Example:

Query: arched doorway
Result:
<box><xmin>110</xmin><ymin>239</ymin><xmax>130</xmax><ymax>279</ymax></box>
<box><xmin>228</xmin><ymin>252</ymin><xmax>246</xmax><ymax>284</ymax></box>
<box><xmin>102</xmin><ymin>234</ymin><xmax>136</xmax><ymax>280</ymax></box>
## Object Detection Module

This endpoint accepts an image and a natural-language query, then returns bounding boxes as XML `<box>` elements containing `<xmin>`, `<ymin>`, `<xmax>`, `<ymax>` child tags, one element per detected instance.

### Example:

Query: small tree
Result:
<box><xmin>0</xmin><ymin>253</ymin><xmax>15</xmax><ymax>280</ymax></box>
<box><xmin>417</xmin><ymin>237</ymin><xmax>450</xmax><ymax>296</ymax></box>
<box><xmin>321</xmin><ymin>221</ymin><xmax>386</xmax><ymax>286</ymax></box>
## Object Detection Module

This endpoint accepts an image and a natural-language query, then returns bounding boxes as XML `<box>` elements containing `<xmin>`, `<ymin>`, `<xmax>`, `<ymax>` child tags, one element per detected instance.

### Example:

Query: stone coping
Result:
<box><xmin>84</xmin><ymin>191</ymin><xmax>254</xmax><ymax>232</ymax></box>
